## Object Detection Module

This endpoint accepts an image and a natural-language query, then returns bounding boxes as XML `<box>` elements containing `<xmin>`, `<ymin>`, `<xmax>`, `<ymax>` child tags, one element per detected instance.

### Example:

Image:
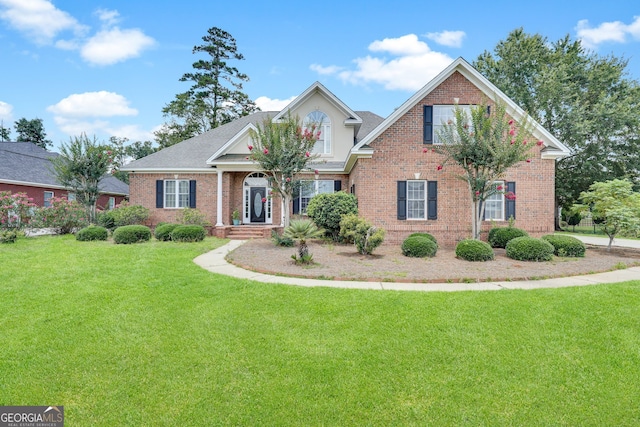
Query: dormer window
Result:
<box><xmin>303</xmin><ymin>111</ymin><xmax>331</xmax><ymax>154</ymax></box>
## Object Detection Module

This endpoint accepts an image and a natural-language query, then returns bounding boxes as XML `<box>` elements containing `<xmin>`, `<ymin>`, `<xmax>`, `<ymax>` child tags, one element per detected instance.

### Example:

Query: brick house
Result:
<box><xmin>123</xmin><ymin>58</ymin><xmax>569</xmax><ymax>245</ymax></box>
<box><xmin>0</xmin><ymin>141</ymin><xmax>129</xmax><ymax>209</ymax></box>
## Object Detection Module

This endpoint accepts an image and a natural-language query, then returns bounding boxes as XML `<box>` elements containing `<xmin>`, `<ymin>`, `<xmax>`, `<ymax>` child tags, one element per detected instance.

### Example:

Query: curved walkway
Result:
<box><xmin>193</xmin><ymin>235</ymin><xmax>640</xmax><ymax>292</ymax></box>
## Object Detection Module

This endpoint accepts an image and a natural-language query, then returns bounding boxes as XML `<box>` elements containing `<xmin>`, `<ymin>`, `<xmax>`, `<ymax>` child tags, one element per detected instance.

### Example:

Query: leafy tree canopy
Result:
<box><xmin>14</xmin><ymin>118</ymin><xmax>52</xmax><ymax>149</ymax></box>
<box><xmin>155</xmin><ymin>27</ymin><xmax>258</xmax><ymax>148</ymax></box>
<box><xmin>474</xmin><ymin>28</ymin><xmax>640</xmax><ymax>206</ymax></box>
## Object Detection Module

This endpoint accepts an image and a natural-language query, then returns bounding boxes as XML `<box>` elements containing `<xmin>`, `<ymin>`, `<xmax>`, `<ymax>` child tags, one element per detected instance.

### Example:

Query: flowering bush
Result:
<box><xmin>176</xmin><ymin>208</ymin><xmax>211</xmax><ymax>227</ymax></box>
<box><xmin>32</xmin><ymin>197</ymin><xmax>87</xmax><ymax>234</ymax></box>
<box><xmin>0</xmin><ymin>191</ymin><xmax>37</xmax><ymax>230</ymax></box>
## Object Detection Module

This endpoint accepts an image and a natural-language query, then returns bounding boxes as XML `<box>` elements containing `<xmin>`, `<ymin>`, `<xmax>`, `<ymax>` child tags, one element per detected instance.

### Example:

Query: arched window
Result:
<box><xmin>303</xmin><ymin>111</ymin><xmax>331</xmax><ymax>154</ymax></box>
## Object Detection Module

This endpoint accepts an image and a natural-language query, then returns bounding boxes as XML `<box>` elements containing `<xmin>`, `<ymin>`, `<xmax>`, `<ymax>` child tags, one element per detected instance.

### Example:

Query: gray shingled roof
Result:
<box><xmin>122</xmin><ymin>110</ymin><xmax>384</xmax><ymax>171</ymax></box>
<box><xmin>0</xmin><ymin>142</ymin><xmax>129</xmax><ymax>195</ymax></box>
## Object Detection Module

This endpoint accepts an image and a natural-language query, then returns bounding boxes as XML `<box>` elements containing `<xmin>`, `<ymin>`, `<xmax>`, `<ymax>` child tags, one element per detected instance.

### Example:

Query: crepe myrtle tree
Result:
<box><xmin>249</xmin><ymin>113</ymin><xmax>320</xmax><ymax>227</ymax></box>
<box><xmin>433</xmin><ymin>101</ymin><xmax>537</xmax><ymax>240</ymax></box>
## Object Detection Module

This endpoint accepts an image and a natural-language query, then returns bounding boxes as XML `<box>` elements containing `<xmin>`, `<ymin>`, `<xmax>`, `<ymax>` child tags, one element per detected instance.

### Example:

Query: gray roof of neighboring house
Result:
<box><xmin>0</xmin><ymin>142</ymin><xmax>129</xmax><ymax>195</ymax></box>
<box><xmin>122</xmin><ymin>110</ymin><xmax>385</xmax><ymax>171</ymax></box>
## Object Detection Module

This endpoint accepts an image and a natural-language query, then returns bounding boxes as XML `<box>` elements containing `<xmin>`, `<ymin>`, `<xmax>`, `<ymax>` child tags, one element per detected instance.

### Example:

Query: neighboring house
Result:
<box><xmin>0</xmin><ymin>142</ymin><xmax>129</xmax><ymax>209</ymax></box>
<box><xmin>123</xmin><ymin>58</ymin><xmax>570</xmax><ymax>245</ymax></box>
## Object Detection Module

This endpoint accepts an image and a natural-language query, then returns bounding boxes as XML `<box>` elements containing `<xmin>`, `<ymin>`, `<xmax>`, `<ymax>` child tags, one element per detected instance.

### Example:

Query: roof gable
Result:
<box><xmin>353</xmin><ymin>57</ymin><xmax>570</xmax><ymax>158</ymax></box>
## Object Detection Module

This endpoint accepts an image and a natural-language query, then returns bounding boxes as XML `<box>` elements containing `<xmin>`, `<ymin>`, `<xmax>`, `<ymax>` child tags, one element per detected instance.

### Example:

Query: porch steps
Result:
<box><xmin>226</xmin><ymin>226</ymin><xmax>268</xmax><ymax>240</ymax></box>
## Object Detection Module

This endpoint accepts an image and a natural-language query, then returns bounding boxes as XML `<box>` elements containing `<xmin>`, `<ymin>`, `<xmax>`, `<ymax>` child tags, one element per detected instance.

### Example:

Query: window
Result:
<box><xmin>164</xmin><ymin>180</ymin><xmax>190</xmax><ymax>208</ymax></box>
<box><xmin>407</xmin><ymin>181</ymin><xmax>426</xmax><ymax>219</ymax></box>
<box><xmin>108</xmin><ymin>197</ymin><xmax>115</xmax><ymax>210</ymax></box>
<box><xmin>303</xmin><ymin>111</ymin><xmax>331</xmax><ymax>154</ymax></box>
<box><xmin>44</xmin><ymin>191</ymin><xmax>53</xmax><ymax>208</ymax></box>
<box><xmin>484</xmin><ymin>182</ymin><xmax>505</xmax><ymax>221</ymax></box>
<box><xmin>299</xmin><ymin>180</ymin><xmax>334</xmax><ymax>214</ymax></box>
<box><xmin>67</xmin><ymin>192</ymin><xmax>76</xmax><ymax>201</ymax></box>
<box><xmin>433</xmin><ymin>105</ymin><xmax>472</xmax><ymax>144</ymax></box>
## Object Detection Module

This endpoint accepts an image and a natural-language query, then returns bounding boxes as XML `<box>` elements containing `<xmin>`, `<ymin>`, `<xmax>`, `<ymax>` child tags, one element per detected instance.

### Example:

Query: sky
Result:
<box><xmin>1</xmin><ymin>0</ymin><xmax>639</xmax><ymax>151</ymax></box>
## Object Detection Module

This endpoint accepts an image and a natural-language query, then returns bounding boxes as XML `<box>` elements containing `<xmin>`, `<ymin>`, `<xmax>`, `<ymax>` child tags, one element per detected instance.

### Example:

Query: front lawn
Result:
<box><xmin>2</xmin><ymin>236</ymin><xmax>640</xmax><ymax>425</ymax></box>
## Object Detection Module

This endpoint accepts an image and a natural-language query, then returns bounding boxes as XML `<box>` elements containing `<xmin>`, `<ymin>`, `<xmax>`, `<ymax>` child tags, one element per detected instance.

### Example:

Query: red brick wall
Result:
<box><xmin>353</xmin><ymin>71</ymin><xmax>557</xmax><ymax>247</ymax></box>
<box><xmin>0</xmin><ymin>182</ymin><xmax>126</xmax><ymax>209</ymax></box>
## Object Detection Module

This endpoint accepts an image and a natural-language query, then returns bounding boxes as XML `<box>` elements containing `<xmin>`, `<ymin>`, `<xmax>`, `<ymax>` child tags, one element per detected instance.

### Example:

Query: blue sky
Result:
<box><xmin>1</xmin><ymin>0</ymin><xmax>639</xmax><ymax>151</ymax></box>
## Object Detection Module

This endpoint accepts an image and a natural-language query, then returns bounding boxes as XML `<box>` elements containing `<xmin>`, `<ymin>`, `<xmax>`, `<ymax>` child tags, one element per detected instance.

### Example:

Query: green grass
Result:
<box><xmin>2</xmin><ymin>235</ymin><xmax>640</xmax><ymax>426</ymax></box>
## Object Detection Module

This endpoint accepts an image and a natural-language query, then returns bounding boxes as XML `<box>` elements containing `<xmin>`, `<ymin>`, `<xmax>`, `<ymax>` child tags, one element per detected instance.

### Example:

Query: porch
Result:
<box><xmin>213</xmin><ymin>224</ymin><xmax>282</xmax><ymax>240</ymax></box>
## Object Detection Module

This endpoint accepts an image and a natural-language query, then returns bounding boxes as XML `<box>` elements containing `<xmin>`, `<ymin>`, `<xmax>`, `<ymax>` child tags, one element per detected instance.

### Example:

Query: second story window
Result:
<box><xmin>303</xmin><ymin>111</ymin><xmax>331</xmax><ymax>155</ymax></box>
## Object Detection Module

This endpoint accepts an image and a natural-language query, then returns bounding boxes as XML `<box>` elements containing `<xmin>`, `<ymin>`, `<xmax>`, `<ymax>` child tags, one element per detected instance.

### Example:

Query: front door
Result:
<box><xmin>250</xmin><ymin>187</ymin><xmax>266</xmax><ymax>223</ymax></box>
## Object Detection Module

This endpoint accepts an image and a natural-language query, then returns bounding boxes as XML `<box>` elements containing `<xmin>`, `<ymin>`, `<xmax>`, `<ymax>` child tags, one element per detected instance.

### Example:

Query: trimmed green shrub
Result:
<box><xmin>407</xmin><ymin>232</ymin><xmax>438</xmax><ymax>246</ymax></box>
<box><xmin>306</xmin><ymin>192</ymin><xmax>358</xmax><ymax>241</ymax></box>
<box><xmin>402</xmin><ymin>235</ymin><xmax>438</xmax><ymax>257</ymax></box>
<box><xmin>76</xmin><ymin>225</ymin><xmax>108</xmax><ymax>241</ymax></box>
<box><xmin>0</xmin><ymin>230</ymin><xmax>18</xmax><ymax>243</ymax></box>
<box><xmin>171</xmin><ymin>225</ymin><xmax>206</xmax><ymax>242</ymax></box>
<box><xmin>506</xmin><ymin>236</ymin><xmax>554</xmax><ymax>262</ymax></box>
<box><xmin>113</xmin><ymin>225</ymin><xmax>151</xmax><ymax>244</ymax></box>
<box><xmin>271</xmin><ymin>229</ymin><xmax>294</xmax><ymax>247</ymax></box>
<box><xmin>488</xmin><ymin>226</ymin><xmax>529</xmax><ymax>248</ymax></box>
<box><xmin>97</xmin><ymin>210</ymin><xmax>117</xmax><ymax>230</ymax></box>
<box><xmin>339</xmin><ymin>214</ymin><xmax>385</xmax><ymax>255</ymax></box>
<box><xmin>155</xmin><ymin>223</ymin><xmax>180</xmax><ymax>241</ymax></box>
<box><xmin>541</xmin><ymin>234</ymin><xmax>586</xmax><ymax>257</ymax></box>
<box><xmin>455</xmin><ymin>239</ymin><xmax>495</xmax><ymax>261</ymax></box>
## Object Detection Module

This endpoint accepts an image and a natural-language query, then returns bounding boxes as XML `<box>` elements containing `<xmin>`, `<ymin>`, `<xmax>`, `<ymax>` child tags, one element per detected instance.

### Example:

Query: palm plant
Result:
<box><xmin>283</xmin><ymin>219</ymin><xmax>324</xmax><ymax>264</ymax></box>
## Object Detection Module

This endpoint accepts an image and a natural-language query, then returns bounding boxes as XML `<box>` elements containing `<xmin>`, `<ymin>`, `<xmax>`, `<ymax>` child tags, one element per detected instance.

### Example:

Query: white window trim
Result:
<box><xmin>483</xmin><ymin>181</ymin><xmax>505</xmax><ymax>221</ymax></box>
<box><xmin>44</xmin><ymin>191</ymin><xmax>54</xmax><ymax>208</ymax></box>
<box><xmin>299</xmin><ymin>179</ymin><xmax>334</xmax><ymax>214</ymax></box>
<box><xmin>406</xmin><ymin>180</ymin><xmax>427</xmax><ymax>220</ymax></box>
<box><xmin>164</xmin><ymin>179</ymin><xmax>190</xmax><ymax>209</ymax></box>
<box><xmin>433</xmin><ymin>104</ymin><xmax>473</xmax><ymax>145</ymax></box>
<box><xmin>304</xmin><ymin>111</ymin><xmax>332</xmax><ymax>155</ymax></box>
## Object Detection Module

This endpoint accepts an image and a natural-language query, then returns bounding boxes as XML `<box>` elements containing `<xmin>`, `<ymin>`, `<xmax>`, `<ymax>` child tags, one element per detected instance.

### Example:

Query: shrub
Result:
<box><xmin>306</xmin><ymin>192</ymin><xmax>358</xmax><ymax>241</ymax></box>
<box><xmin>97</xmin><ymin>210</ymin><xmax>117</xmax><ymax>230</ymax></box>
<box><xmin>541</xmin><ymin>234</ymin><xmax>586</xmax><ymax>257</ymax></box>
<box><xmin>488</xmin><ymin>226</ymin><xmax>528</xmax><ymax>248</ymax></box>
<box><xmin>506</xmin><ymin>236</ymin><xmax>554</xmax><ymax>262</ymax></box>
<box><xmin>111</xmin><ymin>203</ymin><xmax>150</xmax><ymax>227</ymax></box>
<box><xmin>407</xmin><ymin>232</ymin><xmax>438</xmax><ymax>246</ymax></box>
<box><xmin>171</xmin><ymin>225</ymin><xmax>206</xmax><ymax>242</ymax></box>
<box><xmin>402</xmin><ymin>235</ymin><xmax>438</xmax><ymax>258</ymax></box>
<box><xmin>0</xmin><ymin>230</ymin><xmax>19</xmax><ymax>243</ymax></box>
<box><xmin>271</xmin><ymin>229</ymin><xmax>294</xmax><ymax>247</ymax></box>
<box><xmin>455</xmin><ymin>239</ymin><xmax>495</xmax><ymax>261</ymax></box>
<box><xmin>0</xmin><ymin>191</ymin><xmax>37</xmax><ymax>231</ymax></box>
<box><xmin>155</xmin><ymin>223</ymin><xmax>180</xmax><ymax>241</ymax></box>
<box><xmin>284</xmin><ymin>219</ymin><xmax>325</xmax><ymax>264</ymax></box>
<box><xmin>339</xmin><ymin>214</ymin><xmax>385</xmax><ymax>255</ymax></box>
<box><xmin>76</xmin><ymin>225</ymin><xmax>108</xmax><ymax>241</ymax></box>
<box><xmin>177</xmin><ymin>208</ymin><xmax>211</xmax><ymax>227</ymax></box>
<box><xmin>112</xmin><ymin>225</ymin><xmax>151</xmax><ymax>244</ymax></box>
<box><xmin>32</xmin><ymin>197</ymin><xmax>88</xmax><ymax>234</ymax></box>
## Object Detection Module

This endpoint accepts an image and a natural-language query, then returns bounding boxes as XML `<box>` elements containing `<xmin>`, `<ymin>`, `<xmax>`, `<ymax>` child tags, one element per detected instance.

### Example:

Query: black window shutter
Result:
<box><xmin>293</xmin><ymin>198</ymin><xmax>300</xmax><ymax>215</ymax></box>
<box><xmin>189</xmin><ymin>180</ymin><xmax>197</xmax><ymax>208</ymax></box>
<box><xmin>397</xmin><ymin>181</ymin><xmax>407</xmax><ymax>220</ymax></box>
<box><xmin>350</xmin><ymin>184</ymin><xmax>355</xmax><ymax>194</ymax></box>
<box><xmin>334</xmin><ymin>180</ymin><xmax>342</xmax><ymax>192</ymax></box>
<box><xmin>423</xmin><ymin>105</ymin><xmax>433</xmax><ymax>144</ymax></box>
<box><xmin>505</xmin><ymin>181</ymin><xmax>516</xmax><ymax>220</ymax></box>
<box><xmin>486</xmin><ymin>105</ymin><xmax>491</xmax><ymax>115</ymax></box>
<box><xmin>427</xmin><ymin>181</ymin><xmax>437</xmax><ymax>220</ymax></box>
<box><xmin>156</xmin><ymin>180</ymin><xmax>164</xmax><ymax>208</ymax></box>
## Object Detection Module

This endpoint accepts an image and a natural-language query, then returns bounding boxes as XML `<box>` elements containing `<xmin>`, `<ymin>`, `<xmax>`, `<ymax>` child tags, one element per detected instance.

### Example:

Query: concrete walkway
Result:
<box><xmin>193</xmin><ymin>235</ymin><xmax>640</xmax><ymax>292</ymax></box>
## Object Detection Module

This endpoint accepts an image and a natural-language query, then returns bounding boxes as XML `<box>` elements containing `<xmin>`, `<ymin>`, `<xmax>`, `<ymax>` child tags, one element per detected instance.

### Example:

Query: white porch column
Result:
<box><xmin>216</xmin><ymin>170</ymin><xmax>224</xmax><ymax>226</ymax></box>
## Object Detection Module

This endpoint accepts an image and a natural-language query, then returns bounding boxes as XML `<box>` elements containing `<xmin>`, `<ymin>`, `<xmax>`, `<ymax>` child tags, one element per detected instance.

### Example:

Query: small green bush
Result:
<box><xmin>408</xmin><ymin>232</ymin><xmax>438</xmax><ymax>246</ymax></box>
<box><xmin>541</xmin><ymin>235</ymin><xmax>586</xmax><ymax>257</ymax></box>
<box><xmin>306</xmin><ymin>192</ymin><xmax>358</xmax><ymax>241</ymax></box>
<box><xmin>111</xmin><ymin>203</ymin><xmax>150</xmax><ymax>227</ymax></box>
<box><xmin>402</xmin><ymin>235</ymin><xmax>438</xmax><ymax>257</ymax></box>
<box><xmin>112</xmin><ymin>225</ymin><xmax>151</xmax><ymax>244</ymax></box>
<box><xmin>0</xmin><ymin>230</ymin><xmax>18</xmax><ymax>243</ymax></box>
<box><xmin>339</xmin><ymin>214</ymin><xmax>385</xmax><ymax>255</ymax></box>
<box><xmin>76</xmin><ymin>225</ymin><xmax>108</xmax><ymax>241</ymax></box>
<box><xmin>155</xmin><ymin>223</ymin><xmax>180</xmax><ymax>241</ymax></box>
<box><xmin>271</xmin><ymin>229</ymin><xmax>294</xmax><ymax>247</ymax></box>
<box><xmin>455</xmin><ymin>239</ymin><xmax>495</xmax><ymax>261</ymax></box>
<box><xmin>488</xmin><ymin>227</ymin><xmax>529</xmax><ymax>248</ymax></box>
<box><xmin>506</xmin><ymin>236</ymin><xmax>554</xmax><ymax>262</ymax></box>
<box><xmin>171</xmin><ymin>225</ymin><xmax>206</xmax><ymax>242</ymax></box>
<box><xmin>97</xmin><ymin>210</ymin><xmax>117</xmax><ymax>230</ymax></box>
<box><xmin>177</xmin><ymin>208</ymin><xmax>211</xmax><ymax>227</ymax></box>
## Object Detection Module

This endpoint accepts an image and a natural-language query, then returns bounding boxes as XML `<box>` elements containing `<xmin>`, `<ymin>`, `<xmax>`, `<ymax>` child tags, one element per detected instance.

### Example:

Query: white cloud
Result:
<box><xmin>95</xmin><ymin>8</ymin><xmax>120</xmax><ymax>27</ymax></box>
<box><xmin>309</xmin><ymin>64</ymin><xmax>343</xmax><ymax>75</ymax></box>
<box><xmin>255</xmin><ymin>96</ymin><xmax>297</xmax><ymax>111</ymax></box>
<box><xmin>312</xmin><ymin>34</ymin><xmax>453</xmax><ymax>91</ymax></box>
<box><xmin>47</xmin><ymin>91</ymin><xmax>138</xmax><ymax>117</ymax></box>
<box><xmin>425</xmin><ymin>30</ymin><xmax>466</xmax><ymax>48</ymax></box>
<box><xmin>0</xmin><ymin>0</ymin><xmax>87</xmax><ymax>44</ymax></box>
<box><xmin>576</xmin><ymin>16</ymin><xmax>640</xmax><ymax>49</ymax></box>
<box><xmin>0</xmin><ymin>101</ymin><xmax>13</xmax><ymax>121</ymax></box>
<box><xmin>80</xmin><ymin>27</ymin><xmax>155</xmax><ymax>66</ymax></box>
